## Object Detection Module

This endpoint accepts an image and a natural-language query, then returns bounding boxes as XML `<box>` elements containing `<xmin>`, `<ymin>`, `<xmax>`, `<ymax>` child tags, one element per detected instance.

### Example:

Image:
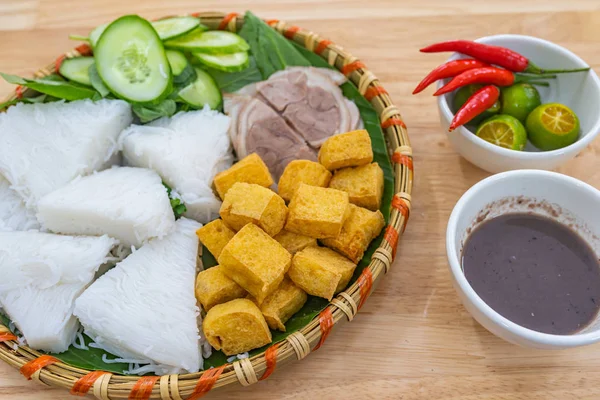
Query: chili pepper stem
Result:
<box><xmin>514</xmin><ymin>75</ymin><xmax>556</xmax><ymax>84</ymax></box>
<box><xmin>525</xmin><ymin>62</ymin><xmax>590</xmax><ymax>75</ymax></box>
<box><xmin>68</xmin><ymin>34</ymin><xmax>89</xmax><ymax>41</ymax></box>
<box><xmin>528</xmin><ymin>81</ymin><xmax>550</xmax><ymax>87</ymax></box>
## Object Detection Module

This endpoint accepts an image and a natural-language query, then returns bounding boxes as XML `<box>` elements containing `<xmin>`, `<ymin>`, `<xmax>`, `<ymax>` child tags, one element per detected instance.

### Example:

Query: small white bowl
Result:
<box><xmin>446</xmin><ymin>170</ymin><xmax>600</xmax><ymax>349</ymax></box>
<box><xmin>437</xmin><ymin>34</ymin><xmax>600</xmax><ymax>173</ymax></box>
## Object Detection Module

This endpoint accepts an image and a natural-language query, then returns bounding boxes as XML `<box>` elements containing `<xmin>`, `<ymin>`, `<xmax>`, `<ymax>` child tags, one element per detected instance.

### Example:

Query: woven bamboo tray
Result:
<box><xmin>0</xmin><ymin>11</ymin><xmax>413</xmax><ymax>399</ymax></box>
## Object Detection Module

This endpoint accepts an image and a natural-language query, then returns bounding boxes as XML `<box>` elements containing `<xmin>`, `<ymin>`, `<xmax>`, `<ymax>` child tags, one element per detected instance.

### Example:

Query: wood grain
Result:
<box><xmin>1</xmin><ymin>1</ymin><xmax>600</xmax><ymax>399</ymax></box>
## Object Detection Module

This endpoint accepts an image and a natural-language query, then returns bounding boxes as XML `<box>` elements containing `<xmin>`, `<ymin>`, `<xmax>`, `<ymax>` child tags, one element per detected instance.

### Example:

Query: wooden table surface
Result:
<box><xmin>1</xmin><ymin>0</ymin><xmax>600</xmax><ymax>399</ymax></box>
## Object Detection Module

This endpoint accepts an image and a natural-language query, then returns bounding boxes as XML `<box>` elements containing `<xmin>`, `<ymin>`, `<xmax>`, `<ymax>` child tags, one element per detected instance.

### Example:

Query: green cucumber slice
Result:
<box><xmin>165</xmin><ymin>30</ymin><xmax>249</xmax><ymax>54</ymax></box>
<box><xmin>166</xmin><ymin>50</ymin><xmax>188</xmax><ymax>76</ymax></box>
<box><xmin>192</xmin><ymin>51</ymin><xmax>249</xmax><ymax>72</ymax></box>
<box><xmin>152</xmin><ymin>16</ymin><xmax>203</xmax><ymax>41</ymax></box>
<box><xmin>89</xmin><ymin>23</ymin><xmax>108</xmax><ymax>48</ymax></box>
<box><xmin>58</xmin><ymin>57</ymin><xmax>95</xmax><ymax>86</ymax></box>
<box><xmin>178</xmin><ymin>68</ymin><xmax>222</xmax><ymax>109</ymax></box>
<box><xmin>95</xmin><ymin>15</ymin><xmax>172</xmax><ymax>103</ymax></box>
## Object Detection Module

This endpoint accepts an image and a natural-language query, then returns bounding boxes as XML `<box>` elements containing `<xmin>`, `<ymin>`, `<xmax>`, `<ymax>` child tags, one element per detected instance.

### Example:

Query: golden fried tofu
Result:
<box><xmin>220</xmin><ymin>182</ymin><xmax>287</xmax><ymax>237</ymax></box>
<box><xmin>195</xmin><ymin>265</ymin><xmax>247</xmax><ymax>311</ymax></box>
<box><xmin>285</xmin><ymin>184</ymin><xmax>350</xmax><ymax>239</ymax></box>
<box><xmin>196</xmin><ymin>219</ymin><xmax>235</xmax><ymax>259</ymax></box>
<box><xmin>259</xmin><ymin>278</ymin><xmax>307</xmax><ymax>332</ymax></box>
<box><xmin>218</xmin><ymin>224</ymin><xmax>292</xmax><ymax>303</ymax></box>
<box><xmin>273</xmin><ymin>230</ymin><xmax>317</xmax><ymax>255</ymax></box>
<box><xmin>321</xmin><ymin>204</ymin><xmax>385</xmax><ymax>263</ymax></box>
<box><xmin>213</xmin><ymin>153</ymin><xmax>274</xmax><ymax>199</ymax></box>
<box><xmin>288</xmin><ymin>246</ymin><xmax>357</xmax><ymax>300</ymax></box>
<box><xmin>203</xmin><ymin>298</ymin><xmax>272</xmax><ymax>355</ymax></box>
<box><xmin>329</xmin><ymin>163</ymin><xmax>384</xmax><ymax>211</ymax></box>
<box><xmin>318</xmin><ymin>130</ymin><xmax>373</xmax><ymax>170</ymax></box>
<box><xmin>278</xmin><ymin>160</ymin><xmax>332</xmax><ymax>202</ymax></box>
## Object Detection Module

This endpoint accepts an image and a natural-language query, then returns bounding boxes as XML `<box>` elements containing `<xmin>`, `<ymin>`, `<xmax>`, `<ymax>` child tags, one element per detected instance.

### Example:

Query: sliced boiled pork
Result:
<box><xmin>225</xmin><ymin>96</ymin><xmax>316</xmax><ymax>179</ymax></box>
<box><xmin>225</xmin><ymin>67</ymin><xmax>363</xmax><ymax>179</ymax></box>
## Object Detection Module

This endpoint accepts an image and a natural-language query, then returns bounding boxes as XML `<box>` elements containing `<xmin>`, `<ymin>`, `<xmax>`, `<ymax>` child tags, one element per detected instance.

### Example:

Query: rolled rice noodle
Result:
<box><xmin>74</xmin><ymin>218</ymin><xmax>207</xmax><ymax>374</ymax></box>
<box><xmin>0</xmin><ymin>231</ymin><xmax>117</xmax><ymax>353</ymax></box>
<box><xmin>0</xmin><ymin>99</ymin><xmax>132</xmax><ymax>207</ymax></box>
<box><xmin>120</xmin><ymin>106</ymin><xmax>233</xmax><ymax>224</ymax></box>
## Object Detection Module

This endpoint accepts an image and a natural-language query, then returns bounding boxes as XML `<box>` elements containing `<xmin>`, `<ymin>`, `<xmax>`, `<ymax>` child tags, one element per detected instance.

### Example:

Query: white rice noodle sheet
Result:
<box><xmin>120</xmin><ymin>106</ymin><xmax>232</xmax><ymax>224</ymax></box>
<box><xmin>0</xmin><ymin>231</ymin><xmax>116</xmax><ymax>353</ymax></box>
<box><xmin>74</xmin><ymin>218</ymin><xmax>204</xmax><ymax>375</ymax></box>
<box><xmin>0</xmin><ymin>174</ymin><xmax>39</xmax><ymax>231</ymax></box>
<box><xmin>37</xmin><ymin>167</ymin><xmax>175</xmax><ymax>248</ymax></box>
<box><xmin>0</xmin><ymin>99</ymin><xmax>132</xmax><ymax>207</ymax></box>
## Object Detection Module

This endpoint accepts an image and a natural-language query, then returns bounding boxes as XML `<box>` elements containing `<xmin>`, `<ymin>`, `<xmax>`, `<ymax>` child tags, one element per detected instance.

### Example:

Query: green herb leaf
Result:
<box><xmin>173</xmin><ymin>63</ymin><xmax>197</xmax><ymax>87</ymax></box>
<box><xmin>0</xmin><ymin>72</ymin><xmax>98</xmax><ymax>101</ymax></box>
<box><xmin>0</xmin><ymin>94</ymin><xmax>47</xmax><ymax>110</ymax></box>
<box><xmin>0</xmin><ymin>73</ymin><xmax>26</xmax><ymax>85</ymax></box>
<box><xmin>88</xmin><ymin>64</ymin><xmax>110</xmax><ymax>97</ymax></box>
<box><xmin>132</xmin><ymin>99</ymin><xmax>177</xmax><ymax>124</ymax></box>
<box><xmin>203</xmin><ymin>56</ymin><xmax>262</xmax><ymax>93</ymax></box>
<box><xmin>163</xmin><ymin>182</ymin><xmax>187</xmax><ymax>219</ymax></box>
<box><xmin>238</xmin><ymin>11</ymin><xmax>310</xmax><ymax>80</ymax></box>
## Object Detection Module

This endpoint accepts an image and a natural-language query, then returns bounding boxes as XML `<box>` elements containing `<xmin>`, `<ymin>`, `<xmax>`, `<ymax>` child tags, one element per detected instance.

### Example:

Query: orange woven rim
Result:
<box><xmin>0</xmin><ymin>11</ymin><xmax>413</xmax><ymax>399</ymax></box>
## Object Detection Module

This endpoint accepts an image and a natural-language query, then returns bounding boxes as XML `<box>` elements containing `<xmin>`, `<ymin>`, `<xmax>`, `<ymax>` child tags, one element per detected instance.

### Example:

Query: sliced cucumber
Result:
<box><xmin>178</xmin><ymin>68</ymin><xmax>222</xmax><ymax>109</ymax></box>
<box><xmin>192</xmin><ymin>51</ymin><xmax>249</xmax><ymax>72</ymax></box>
<box><xmin>95</xmin><ymin>15</ymin><xmax>172</xmax><ymax>103</ymax></box>
<box><xmin>58</xmin><ymin>57</ymin><xmax>95</xmax><ymax>85</ymax></box>
<box><xmin>166</xmin><ymin>50</ymin><xmax>188</xmax><ymax>76</ymax></box>
<box><xmin>89</xmin><ymin>23</ymin><xmax>109</xmax><ymax>48</ymax></box>
<box><xmin>165</xmin><ymin>30</ymin><xmax>250</xmax><ymax>54</ymax></box>
<box><xmin>152</xmin><ymin>16</ymin><xmax>203</xmax><ymax>41</ymax></box>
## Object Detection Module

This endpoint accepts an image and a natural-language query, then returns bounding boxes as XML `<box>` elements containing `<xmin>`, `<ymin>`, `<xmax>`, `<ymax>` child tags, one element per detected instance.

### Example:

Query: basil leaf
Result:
<box><xmin>1</xmin><ymin>72</ymin><xmax>97</xmax><ymax>101</ymax></box>
<box><xmin>88</xmin><ymin>64</ymin><xmax>110</xmax><ymax>98</ymax></box>
<box><xmin>238</xmin><ymin>11</ymin><xmax>310</xmax><ymax>79</ymax></box>
<box><xmin>132</xmin><ymin>99</ymin><xmax>177</xmax><ymax>123</ymax></box>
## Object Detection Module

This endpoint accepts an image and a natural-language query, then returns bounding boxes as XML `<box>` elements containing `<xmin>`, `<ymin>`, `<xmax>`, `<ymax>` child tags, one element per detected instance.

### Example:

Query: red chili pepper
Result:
<box><xmin>412</xmin><ymin>59</ymin><xmax>489</xmax><ymax>94</ymax></box>
<box><xmin>420</xmin><ymin>40</ymin><xmax>590</xmax><ymax>75</ymax></box>
<box><xmin>434</xmin><ymin>67</ymin><xmax>555</xmax><ymax>96</ymax></box>
<box><xmin>449</xmin><ymin>85</ymin><xmax>500</xmax><ymax>131</ymax></box>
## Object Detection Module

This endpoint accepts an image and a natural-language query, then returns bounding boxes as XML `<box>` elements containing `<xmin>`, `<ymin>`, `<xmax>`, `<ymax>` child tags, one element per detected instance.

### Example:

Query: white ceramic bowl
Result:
<box><xmin>437</xmin><ymin>34</ymin><xmax>600</xmax><ymax>173</ymax></box>
<box><xmin>446</xmin><ymin>170</ymin><xmax>600</xmax><ymax>349</ymax></box>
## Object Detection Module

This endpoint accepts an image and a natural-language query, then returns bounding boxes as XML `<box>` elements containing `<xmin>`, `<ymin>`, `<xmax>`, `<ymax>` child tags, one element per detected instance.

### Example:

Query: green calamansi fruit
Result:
<box><xmin>500</xmin><ymin>83</ymin><xmax>541</xmax><ymax>123</ymax></box>
<box><xmin>452</xmin><ymin>84</ymin><xmax>501</xmax><ymax>125</ymax></box>
<box><xmin>526</xmin><ymin>103</ymin><xmax>580</xmax><ymax>151</ymax></box>
<box><xmin>476</xmin><ymin>114</ymin><xmax>528</xmax><ymax>151</ymax></box>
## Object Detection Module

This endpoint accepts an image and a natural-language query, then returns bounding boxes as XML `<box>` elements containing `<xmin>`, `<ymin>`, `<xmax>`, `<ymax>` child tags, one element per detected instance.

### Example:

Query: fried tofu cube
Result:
<box><xmin>318</xmin><ymin>130</ymin><xmax>373</xmax><ymax>170</ymax></box>
<box><xmin>220</xmin><ymin>182</ymin><xmax>287</xmax><ymax>237</ymax></box>
<box><xmin>203</xmin><ymin>298</ymin><xmax>272</xmax><ymax>355</ymax></box>
<box><xmin>329</xmin><ymin>163</ymin><xmax>384</xmax><ymax>211</ymax></box>
<box><xmin>278</xmin><ymin>160</ymin><xmax>332</xmax><ymax>202</ymax></box>
<box><xmin>321</xmin><ymin>204</ymin><xmax>385</xmax><ymax>263</ymax></box>
<box><xmin>285</xmin><ymin>184</ymin><xmax>350</xmax><ymax>239</ymax></box>
<box><xmin>195</xmin><ymin>265</ymin><xmax>247</xmax><ymax>311</ymax></box>
<box><xmin>273</xmin><ymin>230</ymin><xmax>317</xmax><ymax>255</ymax></box>
<box><xmin>213</xmin><ymin>153</ymin><xmax>274</xmax><ymax>199</ymax></box>
<box><xmin>288</xmin><ymin>246</ymin><xmax>357</xmax><ymax>300</ymax></box>
<box><xmin>196</xmin><ymin>219</ymin><xmax>235</xmax><ymax>259</ymax></box>
<box><xmin>259</xmin><ymin>278</ymin><xmax>307</xmax><ymax>332</ymax></box>
<box><xmin>218</xmin><ymin>224</ymin><xmax>292</xmax><ymax>303</ymax></box>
